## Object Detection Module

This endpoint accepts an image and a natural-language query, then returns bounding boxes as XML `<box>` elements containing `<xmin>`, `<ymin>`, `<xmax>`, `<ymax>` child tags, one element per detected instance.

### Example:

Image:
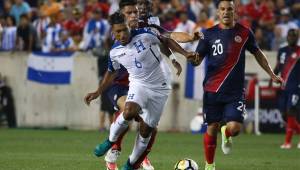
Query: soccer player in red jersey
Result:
<box><xmin>192</xmin><ymin>0</ymin><xmax>283</xmax><ymax>169</ymax></box>
<box><xmin>272</xmin><ymin>29</ymin><xmax>300</xmax><ymax>149</ymax></box>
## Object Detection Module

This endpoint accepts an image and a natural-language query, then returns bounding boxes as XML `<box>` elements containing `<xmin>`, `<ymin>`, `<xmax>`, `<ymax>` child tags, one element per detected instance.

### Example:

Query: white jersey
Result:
<box><xmin>108</xmin><ymin>29</ymin><xmax>170</xmax><ymax>89</ymax></box>
<box><xmin>146</xmin><ymin>16</ymin><xmax>174</xmax><ymax>84</ymax></box>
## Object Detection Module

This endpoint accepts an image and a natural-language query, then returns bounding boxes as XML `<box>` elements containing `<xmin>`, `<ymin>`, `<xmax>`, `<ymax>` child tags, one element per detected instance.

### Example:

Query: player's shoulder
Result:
<box><xmin>131</xmin><ymin>28</ymin><xmax>156</xmax><ymax>38</ymax></box>
<box><xmin>110</xmin><ymin>41</ymin><xmax>125</xmax><ymax>58</ymax></box>
<box><xmin>278</xmin><ymin>46</ymin><xmax>289</xmax><ymax>53</ymax></box>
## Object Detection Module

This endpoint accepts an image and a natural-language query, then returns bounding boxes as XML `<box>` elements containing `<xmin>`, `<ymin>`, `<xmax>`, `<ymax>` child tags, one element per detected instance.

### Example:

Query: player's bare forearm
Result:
<box><xmin>170</xmin><ymin>31</ymin><xmax>202</xmax><ymax>43</ymax></box>
<box><xmin>254</xmin><ymin>50</ymin><xmax>283</xmax><ymax>84</ymax></box>
<box><xmin>159</xmin><ymin>35</ymin><xmax>189</xmax><ymax>57</ymax></box>
<box><xmin>97</xmin><ymin>71</ymin><xmax>117</xmax><ymax>94</ymax></box>
<box><xmin>254</xmin><ymin>50</ymin><xmax>275</xmax><ymax>77</ymax></box>
<box><xmin>170</xmin><ymin>32</ymin><xmax>195</xmax><ymax>43</ymax></box>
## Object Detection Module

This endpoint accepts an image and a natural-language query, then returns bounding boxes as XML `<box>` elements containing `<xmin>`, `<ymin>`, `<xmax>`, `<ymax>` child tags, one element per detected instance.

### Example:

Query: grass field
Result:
<box><xmin>0</xmin><ymin>129</ymin><xmax>299</xmax><ymax>170</ymax></box>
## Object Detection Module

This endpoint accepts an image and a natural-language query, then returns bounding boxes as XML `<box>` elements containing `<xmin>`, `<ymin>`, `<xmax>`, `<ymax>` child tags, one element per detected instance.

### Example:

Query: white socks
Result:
<box><xmin>129</xmin><ymin>134</ymin><xmax>151</xmax><ymax>164</ymax></box>
<box><xmin>109</xmin><ymin>113</ymin><xmax>129</xmax><ymax>142</ymax></box>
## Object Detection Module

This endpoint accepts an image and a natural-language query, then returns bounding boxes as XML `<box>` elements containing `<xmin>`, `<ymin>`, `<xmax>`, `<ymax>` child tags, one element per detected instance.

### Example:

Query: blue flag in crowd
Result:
<box><xmin>27</xmin><ymin>52</ymin><xmax>74</xmax><ymax>84</ymax></box>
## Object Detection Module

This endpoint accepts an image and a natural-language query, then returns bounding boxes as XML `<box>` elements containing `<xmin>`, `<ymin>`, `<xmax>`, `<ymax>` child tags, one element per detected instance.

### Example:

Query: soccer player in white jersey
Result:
<box><xmin>84</xmin><ymin>0</ymin><xmax>201</xmax><ymax>169</ymax></box>
<box><xmin>90</xmin><ymin>12</ymin><xmax>198</xmax><ymax>170</ymax></box>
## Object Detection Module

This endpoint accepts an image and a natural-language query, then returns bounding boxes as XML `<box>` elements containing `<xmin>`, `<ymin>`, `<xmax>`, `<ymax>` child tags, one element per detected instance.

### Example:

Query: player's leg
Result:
<box><xmin>122</xmin><ymin>87</ymin><xmax>170</xmax><ymax>170</ymax></box>
<box><xmin>281</xmin><ymin>93</ymin><xmax>300</xmax><ymax>149</ymax></box>
<box><xmin>203</xmin><ymin>92</ymin><xmax>222</xmax><ymax>170</ymax></box>
<box><xmin>95</xmin><ymin>101</ymin><xmax>142</xmax><ymax>157</ymax></box>
<box><xmin>222</xmin><ymin>98</ymin><xmax>245</xmax><ymax>155</ymax></box>
<box><xmin>122</xmin><ymin>120</ymin><xmax>154</xmax><ymax>170</ymax></box>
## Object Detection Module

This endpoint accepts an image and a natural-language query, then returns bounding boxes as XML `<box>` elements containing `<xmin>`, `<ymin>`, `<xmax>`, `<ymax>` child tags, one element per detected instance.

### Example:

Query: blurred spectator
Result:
<box><xmin>275</xmin><ymin>8</ymin><xmax>299</xmax><ymax>47</ymax></box>
<box><xmin>53</xmin><ymin>30</ymin><xmax>77</xmax><ymax>52</ymax></box>
<box><xmin>1</xmin><ymin>15</ymin><xmax>16</xmax><ymax>51</ymax></box>
<box><xmin>32</xmin><ymin>10</ymin><xmax>50</xmax><ymax>50</ymax></box>
<box><xmin>80</xmin><ymin>8</ymin><xmax>110</xmax><ymax>51</ymax></box>
<box><xmin>40</xmin><ymin>0</ymin><xmax>63</xmax><ymax>17</ymax></box>
<box><xmin>42</xmin><ymin>15</ymin><xmax>62</xmax><ymax>53</ymax></box>
<box><xmin>83</xmin><ymin>0</ymin><xmax>110</xmax><ymax>21</ymax></box>
<box><xmin>0</xmin><ymin>74</ymin><xmax>16</xmax><ymax>128</ymax></box>
<box><xmin>193</xmin><ymin>10</ymin><xmax>214</xmax><ymax>32</ymax></box>
<box><xmin>16</xmin><ymin>14</ymin><xmax>38</xmax><ymax>52</ymax></box>
<box><xmin>108</xmin><ymin>0</ymin><xmax>120</xmax><ymax>15</ymax></box>
<box><xmin>202</xmin><ymin>0</ymin><xmax>217</xmax><ymax>20</ymax></box>
<box><xmin>10</xmin><ymin>0</ymin><xmax>31</xmax><ymax>25</ymax></box>
<box><xmin>63</xmin><ymin>7</ymin><xmax>85</xmax><ymax>36</ymax></box>
<box><xmin>63</xmin><ymin>0</ymin><xmax>83</xmax><ymax>20</ymax></box>
<box><xmin>0</xmin><ymin>0</ymin><xmax>12</xmax><ymax>18</ymax></box>
<box><xmin>187</xmin><ymin>0</ymin><xmax>203</xmax><ymax>22</ymax></box>
<box><xmin>174</xmin><ymin>11</ymin><xmax>196</xmax><ymax>50</ymax></box>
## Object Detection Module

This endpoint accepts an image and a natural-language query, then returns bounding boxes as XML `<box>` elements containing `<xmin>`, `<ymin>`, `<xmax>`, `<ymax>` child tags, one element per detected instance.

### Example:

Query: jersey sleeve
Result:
<box><xmin>107</xmin><ymin>53</ymin><xmax>120</xmax><ymax>72</ymax></box>
<box><xmin>246</xmin><ymin>30</ymin><xmax>259</xmax><ymax>54</ymax></box>
<box><xmin>196</xmin><ymin>30</ymin><xmax>209</xmax><ymax>57</ymax></box>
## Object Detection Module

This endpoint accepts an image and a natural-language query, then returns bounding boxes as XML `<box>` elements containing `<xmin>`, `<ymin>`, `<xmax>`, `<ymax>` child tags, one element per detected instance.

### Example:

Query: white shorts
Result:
<box><xmin>126</xmin><ymin>83</ymin><xmax>170</xmax><ymax>128</ymax></box>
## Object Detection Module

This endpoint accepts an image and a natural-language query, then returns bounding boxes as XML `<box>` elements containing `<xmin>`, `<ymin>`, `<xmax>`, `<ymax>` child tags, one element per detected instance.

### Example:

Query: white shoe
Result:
<box><xmin>105</xmin><ymin>149</ymin><xmax>121</xmax><ymax>163</ymax></box>
<box><xmin>141</xmin><ymin>157</ymin><xmax>154</xmax><ymax>170</ymax></box>
<box><xmin>297</xmin><ymin>143</ymin><xmax>300</xmax><ymax>149</ymax></box>
<box><xmin>221</xmin><ymin>126</ymin><xmax>232</xmax><ymax>155</ymax></box>
<box><xmin>205</xmin><ymin>162</ymin><xmax>216</xmax><ymax>170</ymax></box>
<box><xmin>280</xmin><ymin>143</ymin><xmax>292</xmax><ymax>149</ymax></box>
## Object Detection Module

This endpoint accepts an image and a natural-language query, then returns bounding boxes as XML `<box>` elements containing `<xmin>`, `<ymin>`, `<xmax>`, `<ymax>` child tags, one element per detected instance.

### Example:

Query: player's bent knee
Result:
<box><xmin>124</xmin><ymin>102</ymin><xmax>141</xmax><ymax>120</ymax></box>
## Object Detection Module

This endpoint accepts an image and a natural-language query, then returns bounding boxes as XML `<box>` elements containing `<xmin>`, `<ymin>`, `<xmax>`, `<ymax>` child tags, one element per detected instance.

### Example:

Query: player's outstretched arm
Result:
<box><xmin>170</xmin><ymin>31</ymin><xmax>202</xmax><ymax>43</ymax></box>
<box><xmin>84</xmin><ymin>71</ymin><xmax>117</xmax><ymax>106</ymax></box>
<box><xmin>158</xmin><ymin>35</ymin><xmax>198</xmax><ymax>61</ymax></box>
<box><xmin>253</xmin><ymin>49</ymin><xmax>283</xmax><ymax>84</ymax></box>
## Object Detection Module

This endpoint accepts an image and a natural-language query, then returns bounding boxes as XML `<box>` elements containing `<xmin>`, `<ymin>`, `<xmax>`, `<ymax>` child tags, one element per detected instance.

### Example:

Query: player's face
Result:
<box><xmin>287</xmin><ymin>30</ymin><xmax>299</xmax><ymax>46</ymax></box>
<box><xmin>137</xmin><ymin>0</ymin><xmax>151</xmax><ymax>20</ymax></box>
<box><xmin>218</xmin><ymin>1</ymin><xmax>235</xmax><ymax>27</ymax></box>
<box><xmin>112</xmin><ymin>23</ymin><xmax>130</xmax><ymax>45</ymax></box>
<box><xmin>121</xmin><ymin>5</ymin><xmax>139</xmax><ymax>28</ymax></box>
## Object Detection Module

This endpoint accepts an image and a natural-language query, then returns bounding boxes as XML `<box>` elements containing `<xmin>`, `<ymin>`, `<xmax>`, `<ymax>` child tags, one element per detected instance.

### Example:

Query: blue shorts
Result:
<box><xmin>203</xmin><ymin>92</ymin><xmax>245</xmax><ymax>124</ymax></box>
<box><xmin>278</xmin><ymin>91</ymin><xmax>300</xmax><ymax>115</ymax></box>
<box><xmin>106</xmin><ymin>84</ymin><xmax>129</xmax><ymax>110</ymax></box>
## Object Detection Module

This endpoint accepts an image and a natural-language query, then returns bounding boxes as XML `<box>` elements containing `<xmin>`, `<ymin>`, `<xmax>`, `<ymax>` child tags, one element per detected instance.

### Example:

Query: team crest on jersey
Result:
<box><xmin>234</xmin><ymin>35</ymin><xmax>242</xmax><ymax>43</ymax></box>
<box><xmin>292</xmin><ymin>53</ymin><xmax>297</xmax><ymax>59</ymax></box>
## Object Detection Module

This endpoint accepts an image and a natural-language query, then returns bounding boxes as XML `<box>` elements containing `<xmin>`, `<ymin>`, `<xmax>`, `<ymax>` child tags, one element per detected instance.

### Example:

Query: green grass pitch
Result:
<box><xmin>0</xmin><ymin>129</ymin><xmax>299</xmax><ymax>170</ymax></box>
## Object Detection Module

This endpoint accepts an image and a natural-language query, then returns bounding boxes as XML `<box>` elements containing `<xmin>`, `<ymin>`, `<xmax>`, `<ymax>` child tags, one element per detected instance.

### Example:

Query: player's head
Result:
<box><xmin>137</xmin><ymin>0</ymin><xmax>152</xmax><ymax>20</ymax></box>
<box><xmin>217</xmin><ymin>0</ymin><xmax>235</xmax><ymax>28</ymax></box>
<box><xmin>109</xmin><ymin>12</ymin><xmax>131</xmax><ymax>45</ymax></box>
<box><xmin>287</xmin><ymin>29</ymin><xmax>299</xmax><ymax>47</ymax></box>
<box><xmin>119</xmin><ymin>0</ymin><xmax>139</xmax><ymax>28</ymax></box>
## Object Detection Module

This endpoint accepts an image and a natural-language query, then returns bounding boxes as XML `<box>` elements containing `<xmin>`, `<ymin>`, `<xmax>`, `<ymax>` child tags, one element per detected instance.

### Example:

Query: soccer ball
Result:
<box><xmin>174</xmin><ymin>158</ymin><xmax>199</xmax><ymax>170</ymax></box>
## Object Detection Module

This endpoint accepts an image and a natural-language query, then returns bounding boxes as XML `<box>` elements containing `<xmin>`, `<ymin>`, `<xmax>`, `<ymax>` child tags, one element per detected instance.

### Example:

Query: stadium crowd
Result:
<box><xmin>0</xmin><ymin>0</ymin><xmax>299</xmax><ymax>53</ymax></box>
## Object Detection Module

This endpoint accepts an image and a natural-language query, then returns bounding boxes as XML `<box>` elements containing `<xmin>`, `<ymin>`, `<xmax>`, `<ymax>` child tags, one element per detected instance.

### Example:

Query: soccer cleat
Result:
<box><xmin>280</xmin><ymin>143</ymin><xmax>292</xmax><ymax>149</ymax></box>
<box><xmin>94</xmin><ymin>139</ymin><xmax>113</xmax><ymax>157</ymax></box>
<box><xmin>105</xmin><ymin>149</ymin><xmax>121</xmax><ymax>163</ymax></box>
<box><xmin>106</xmin><ymin>162</ymin><xmax>119</xmax><ymax>170</ymax></box>
<box><xmin>221</xmin><ymin>126</ymin><xmax>232</xmax><ymax>154</ymax></box>
<box><xmin>141</xmin><ymin>156</ymin><xmax>154</xmax><ymax>170</ymax></box>
<box><xmin>205</xmin><ymin>162</ymin><xmax>216</xmax><ymax>170</ymax></box>
<box><xmin>121</xmin><ymin>160</ymin><xmax>134</xmax><ymax>170</ymax></box>
<box><xmin>297</xmin><ymin>143</ymin><xmax>300</xmax><ymax>149</ymax></box>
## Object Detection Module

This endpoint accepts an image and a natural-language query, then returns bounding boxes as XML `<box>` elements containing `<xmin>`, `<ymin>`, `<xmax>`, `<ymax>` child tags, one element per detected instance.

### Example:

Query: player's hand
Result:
<box><xmin>84</xmin><ymin>91</ymin><xmax>100</xmax><ymax>106</ymax></box>
<box><xmin>172</xmin><ymin>59</ymin><xmax>182</xmax><ymax>76</ymax></box>
<box><xmin>271</xmin><ymin>74</ymin><xmax>283</xmax><ymax>85</ymax></box>
<box><xmin>192</xmin><ymin>31</ymin><xmax>204</xmax><ymax>41</ymax></box>
<box><xmin>186</xmin><ymin>52</ymin><xmax>201</xmax><ymax>66</ymax></box>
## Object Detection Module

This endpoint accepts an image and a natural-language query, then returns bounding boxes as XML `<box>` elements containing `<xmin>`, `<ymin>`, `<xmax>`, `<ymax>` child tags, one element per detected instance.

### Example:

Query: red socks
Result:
<box><xmin>204</xmin><ymin>133</ymin><xmax>217</xmax><ymax>164</ymax></box>
<box><xmin>225</xmin><ymin>127</ymin><xmax>233</xmax><ymax>138</ymax></box>
<box><xmin>284</xmin><ymin>116</ymin><xmax>300</xmax><ymax>144</ymax></box>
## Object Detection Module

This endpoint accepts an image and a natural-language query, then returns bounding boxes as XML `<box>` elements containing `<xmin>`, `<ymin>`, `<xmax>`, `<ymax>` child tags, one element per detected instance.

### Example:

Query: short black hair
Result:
<box><xmin>119</xmin><ymin>0</ymin><xmax>137</xmax><ymax>9</ymax></box>
<box><xmin>109</xmin><ymin>12</ymin><xmax>125</xmax><ymax>25</ymax></box>
<box><xmin>217</xmin><ymin>0</ymin><xmax>234</xmax><ymax>7</ymax></box>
